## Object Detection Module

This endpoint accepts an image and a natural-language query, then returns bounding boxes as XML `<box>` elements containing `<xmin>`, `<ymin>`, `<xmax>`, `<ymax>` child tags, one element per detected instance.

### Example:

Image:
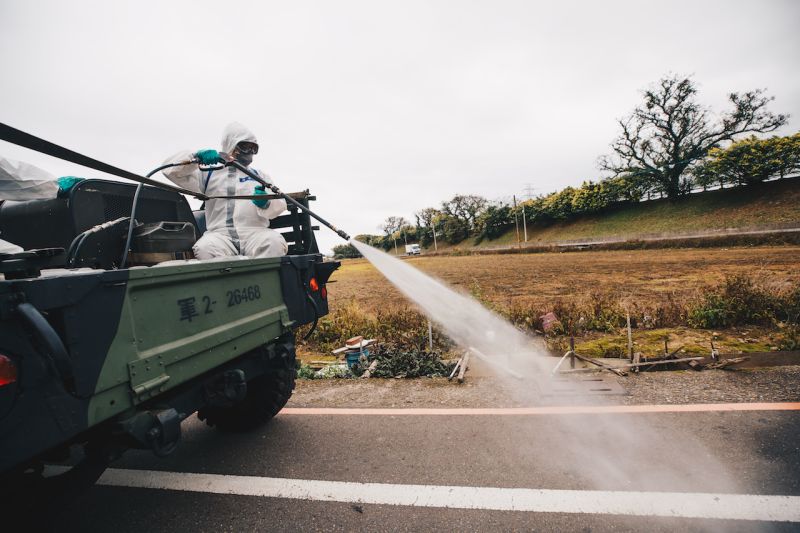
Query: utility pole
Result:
<box><xmin>521</xmin><ymin>184</ymin><xmax>534</xmax><ymax>243</ymax></box>
<box><xmin>431</xmin><ymin>222</ymin><xmax>438</xmax><ymax>251</ymax></box>
<box><xmin>513</xmin><ymin>195</ymin><xmax>521</xmax><ymax>248</ymax></box>
<box><xmin>393</xmin><ymin>237</ymin><xmax>398</xmax><ymax>255</ymax></box>
<box><xmin>522</xmin><ymin>203</ymin><xmax>528</xmax><ymax>242</ymax></box>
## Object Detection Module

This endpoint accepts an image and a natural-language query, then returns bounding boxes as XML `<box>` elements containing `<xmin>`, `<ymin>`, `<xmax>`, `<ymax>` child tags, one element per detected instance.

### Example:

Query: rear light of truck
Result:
<box><xmin>309</xmin><ymin>277</ymin><xmax>319</xmax><ymax>292</ymax></box>
<box><xmin>321</xmin><ymin>286</ymin><xmax>327</xmax><ymax>299</ymax></box>
<box><xmin>0</xmin><ymin>354</ymin><xmax>17</xmax><ymax>387</ymax></box>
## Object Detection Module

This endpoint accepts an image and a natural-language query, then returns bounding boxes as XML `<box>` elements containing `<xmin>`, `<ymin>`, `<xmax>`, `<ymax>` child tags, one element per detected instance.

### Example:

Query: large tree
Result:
<box><xmin>414</xmin><ymin>207</ymin><xmax>442</xmax><ymax>228</ymax></box>
<box><xmin>599</xmin><ymin>75</ymin><xmax>787</xmax><ymax>199</ymax></box>
<box><xmin>440</xmin><ymin>194</ymin><xmax>488</xmax><ymax>230</ymax></box>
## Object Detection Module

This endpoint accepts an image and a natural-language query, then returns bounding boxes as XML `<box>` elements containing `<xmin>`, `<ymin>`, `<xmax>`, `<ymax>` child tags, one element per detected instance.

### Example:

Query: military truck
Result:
<box><xmin>0</xmin><ymin>177</ymin><xmax>338</xmax><ymax>500</ymax></box>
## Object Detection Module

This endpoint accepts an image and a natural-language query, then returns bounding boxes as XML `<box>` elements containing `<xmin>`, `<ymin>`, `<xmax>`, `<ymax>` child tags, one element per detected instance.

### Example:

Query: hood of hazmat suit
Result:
<box><xmin>161</xmin><ymin>122</ymin><xmax>288</xmax><ymax>259</ymax></box>
<box><xmin>220</xmin><ymin>121</ymin><xmax>258</xmax><ymax>155</ymax></box>
<box><xmin>0</xmin><ymin>157</ymin><xmax>59</xmax><ymax>200</ymax></box>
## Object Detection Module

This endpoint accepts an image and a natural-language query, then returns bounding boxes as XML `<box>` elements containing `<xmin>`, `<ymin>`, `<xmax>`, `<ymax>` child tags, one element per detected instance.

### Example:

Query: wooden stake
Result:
<box><xmin>569</xmin><ymin>336</ymin><xmax>576</xmax><ymax>369</ymax></box>
<box><xmin>447</xmin><ymin>356</ymin><xmax>463</xmax><ymax>381</ymax></box>
<box><xmin>513</xmin><ymin>195</ymin><xmax>521</xmax><ymax>249</ymax></box>
<box><xmin>625</xmin><ymin>356</ymin><xmax>704</xmax><ymax>369</ymax></box>
<box><xmin>457</xmin><ymin>351</ymin><xmax>471</xmax><ymax>383</ymax></box>
<box><xmin>361</xmin><ymin>360</ymin><xmax>379</xmax><ymax>378</ymax></box>
<box><xmin>558</xmin><ymin>356</ymin><xmax>705</xmax><ymax>373</ymax></box>
<box><xmin>626</xmin><ymin>312</ymin><xmax>633</xmax><ymax>362</ymax></box>
<box><xmin>704</xmin><ymin>356</ymin><xmax>748</xmax><ymax>370</ymax></box>
<box><xmin>573</xmin><ymin>352</ymin><xmax>627</xmax><ymax>377</ymax></box>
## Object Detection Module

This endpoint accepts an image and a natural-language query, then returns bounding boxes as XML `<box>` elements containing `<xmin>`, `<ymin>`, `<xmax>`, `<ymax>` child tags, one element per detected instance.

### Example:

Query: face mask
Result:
<box><xmin>235</xmin><ymin>152</ymin><xmax>254</xmax><ymax>167</ymax></box>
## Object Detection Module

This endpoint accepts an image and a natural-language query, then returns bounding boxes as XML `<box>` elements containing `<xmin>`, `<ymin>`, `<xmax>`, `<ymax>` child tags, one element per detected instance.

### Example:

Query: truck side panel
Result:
<box><xmin>89</xmin><ymin>257</ymin><xmax>290</xmax><ymax>425</ymax></box>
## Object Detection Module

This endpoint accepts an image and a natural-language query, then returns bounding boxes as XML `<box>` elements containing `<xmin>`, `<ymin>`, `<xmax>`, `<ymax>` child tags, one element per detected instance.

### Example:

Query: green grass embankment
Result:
<box><xmin>435</xmin><ymin>177</ymin><xmax>800</xmax><ymax>252</ymax></box>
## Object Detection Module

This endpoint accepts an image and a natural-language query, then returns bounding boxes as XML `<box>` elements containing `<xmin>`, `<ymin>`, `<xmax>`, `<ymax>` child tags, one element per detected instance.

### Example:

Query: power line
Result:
<box><xmin>522</xmin><ymin>183</ymin><xmax>537</xmax><ymax>200</ymax></box>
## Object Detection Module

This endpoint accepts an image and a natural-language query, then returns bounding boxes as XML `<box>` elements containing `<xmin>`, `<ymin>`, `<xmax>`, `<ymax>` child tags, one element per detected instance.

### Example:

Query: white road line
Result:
<box><xmin>91</xmin><ymin>468</ymin><xmax>800</xmax><ymax>522</ymax></box>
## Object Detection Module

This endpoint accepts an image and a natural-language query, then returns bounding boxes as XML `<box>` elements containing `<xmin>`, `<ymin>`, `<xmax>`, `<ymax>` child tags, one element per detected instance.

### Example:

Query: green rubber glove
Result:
<box><xmin>57</xmin><ymin>176</ymin><xmax>85</xmax><ymax>197</ymax></box>
<box><xmin>194</xmin><ymin>149</ymin><xmax>222</xmax><ymax>165</ymax></box>
<box><xmin>252</xmin><ymin>185</ymin><xmax>270</xmax><ymax>208</ymax></box>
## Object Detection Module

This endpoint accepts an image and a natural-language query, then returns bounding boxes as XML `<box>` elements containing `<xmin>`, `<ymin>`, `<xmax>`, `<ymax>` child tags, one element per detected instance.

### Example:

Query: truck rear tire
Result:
<box><xmin>198</xmin><ymin>333</ymin><xmax>297</xmax><ymax>432</ymax></box>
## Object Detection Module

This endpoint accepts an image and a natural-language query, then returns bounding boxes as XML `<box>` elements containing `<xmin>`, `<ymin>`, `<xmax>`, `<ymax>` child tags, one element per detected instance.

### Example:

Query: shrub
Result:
<box><xmin>442</xmin><ymin>216</ymin><xmax>469</xmax><ymax>244</ymax></box>
<box><xmin>297</xmin><ymin>364</ymin><xmax>318</xmax><ymax>379</ymax></box>
<box><xmin>300</xmin><ymin>302</ymin><xmax>452</xmax><ymax>355</ymax></box>
<box><xmin>305</xmin><ymin>301</ymin><xmax>376</xmax><ymax>354</ymax></box>
<box><xmin>332</xmin><ymin>244</ymin><xmax>362</xmax><ymax>259</ymax></box>
<box><xmin>688</xmin><ymin>274</ymin><xmax>781</xmax><ymax>328</ymax></box>
<box><xmin>778</xmin><ymin>325</ymin><xmax>800</xmax><ymax>351</ymax></box>
<box><xmin>779</xmin><ymin>286</ymin><xmax>800</xmax><ymax>325</ymax></box>
<box><xmin>474</xmin><ymin>204</ymin><xmax>513</xmax><ymax>242</ymax></box>
<box><xmin>314</xmin><ymin>364</ymin><xmax>354</xmax><ymax>379</ymax></box>
<box><xmin>694</xmin><ymin>134</ymin><xmax>800</xmax><ymax>188</ymax></box>
<box><xmin>503</xmin><ymin>292</ymin><xmax>689</xmax><ymax>336</ymax></box>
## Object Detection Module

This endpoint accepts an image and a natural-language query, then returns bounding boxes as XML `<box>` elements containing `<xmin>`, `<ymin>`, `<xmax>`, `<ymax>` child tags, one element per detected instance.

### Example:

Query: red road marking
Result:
<box><xmin>281</xmin><ymin>403</ymin><xmax>800</xmax><ymax>416</ymax></box>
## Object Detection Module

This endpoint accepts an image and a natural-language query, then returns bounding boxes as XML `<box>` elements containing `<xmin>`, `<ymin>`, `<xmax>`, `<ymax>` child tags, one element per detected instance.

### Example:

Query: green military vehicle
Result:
<box><xmin>0</xmin><ymin>173</ymin><xmax>339</xmax><ymax>500</ymax></box>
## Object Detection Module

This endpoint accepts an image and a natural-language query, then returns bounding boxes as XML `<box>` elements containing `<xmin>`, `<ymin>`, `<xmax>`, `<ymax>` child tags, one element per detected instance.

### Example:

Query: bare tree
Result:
<box><xmin>381</xmin><ymin>216</ymin><xmax>408</xmax><ymax>237</ymax></box>
<box><xmin>599</xmin><ymin>75</ymin><xmax>787</xmax><ymax>199</ymax></box>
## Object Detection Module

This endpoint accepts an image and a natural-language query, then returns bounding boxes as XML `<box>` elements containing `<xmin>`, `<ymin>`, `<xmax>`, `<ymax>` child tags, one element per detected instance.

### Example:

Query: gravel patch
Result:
<box><xmin>618</xmin><ymin>365</ymin><xmax>800</xmax><ymax>405</ymax></box>
<box><xmin>288</xmin><ymin>365</ymin><xmax>800</xmax><ymax>408</ymax></box>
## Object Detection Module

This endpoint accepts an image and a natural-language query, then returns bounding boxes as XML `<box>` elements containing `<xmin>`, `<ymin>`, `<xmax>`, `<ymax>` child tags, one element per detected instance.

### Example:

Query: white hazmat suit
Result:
<box><xmin>0</xmin><ymin>157</ymin><xmax>60</xmax><ymax>254</ymax></box>
<box><xmin>162</xmin><ymin>122</ymin><xmax>288</xmax><ymax>260</ymax></box>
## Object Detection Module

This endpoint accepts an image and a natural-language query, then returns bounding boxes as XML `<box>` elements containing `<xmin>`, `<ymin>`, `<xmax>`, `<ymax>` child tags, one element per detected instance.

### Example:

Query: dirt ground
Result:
<box><xmin>328</xmin><ymin>246</ymin><xmax>800</xmax><ymax>313</ymax></box>
<box><xmin>291</xmin><ymin>365</ymin><xmax>800</xmax><ymax>408</ymax></box>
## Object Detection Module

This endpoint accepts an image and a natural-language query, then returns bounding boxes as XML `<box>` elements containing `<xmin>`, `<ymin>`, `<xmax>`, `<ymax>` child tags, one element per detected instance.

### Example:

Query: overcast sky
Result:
<box><xmin>1</xmin><ymin>0</ymin><xmax>798</xmax><ymax>253</ymax></box>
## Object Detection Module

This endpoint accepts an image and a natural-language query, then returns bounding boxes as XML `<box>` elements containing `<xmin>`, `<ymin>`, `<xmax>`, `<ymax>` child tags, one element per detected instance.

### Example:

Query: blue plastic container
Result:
<box><xmin>345</xmin><ymin>348</ymin><xmax>369</xmax><ymax>369</ymax></box>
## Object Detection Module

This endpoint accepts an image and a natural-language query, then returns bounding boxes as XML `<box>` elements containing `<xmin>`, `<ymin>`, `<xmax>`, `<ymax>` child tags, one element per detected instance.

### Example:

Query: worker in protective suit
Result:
<box><xmin>162</xmin><ymin>122</ymin><xmax>288</xmax><ymax>260</ymax></box>
<box><xmin>0</xmin><ymin>157</ymin><xmax>83</xmax><ymax>254</ymax></box>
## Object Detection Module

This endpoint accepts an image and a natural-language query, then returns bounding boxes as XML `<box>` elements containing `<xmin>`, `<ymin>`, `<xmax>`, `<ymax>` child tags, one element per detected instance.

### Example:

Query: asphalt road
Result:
<box><xmin>33</xmin><ymin>398</ymin><xmax>800</xmax><ymax>532</ymax></box>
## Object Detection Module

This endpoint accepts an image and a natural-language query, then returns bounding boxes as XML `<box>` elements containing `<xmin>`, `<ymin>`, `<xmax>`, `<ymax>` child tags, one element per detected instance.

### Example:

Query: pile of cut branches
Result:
<box><xmin>355</xmin><ymin>343</ymin><xmax>456</xmax><ymax>378</ymax></box>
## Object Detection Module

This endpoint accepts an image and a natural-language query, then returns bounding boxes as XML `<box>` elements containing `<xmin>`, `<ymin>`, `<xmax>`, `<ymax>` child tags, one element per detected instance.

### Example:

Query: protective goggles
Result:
<box><xmin>236</xmin><ymin>142</ymin><xmax>259</xmax><ymax>155</ymax></box>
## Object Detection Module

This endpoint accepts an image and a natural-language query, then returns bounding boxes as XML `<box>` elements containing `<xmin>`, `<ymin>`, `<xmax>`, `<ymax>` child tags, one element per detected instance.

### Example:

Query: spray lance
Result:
<box><xmin>215</xmin><ymin>152</ymin><xmax>350</xmax><ymax>241</ymax></box>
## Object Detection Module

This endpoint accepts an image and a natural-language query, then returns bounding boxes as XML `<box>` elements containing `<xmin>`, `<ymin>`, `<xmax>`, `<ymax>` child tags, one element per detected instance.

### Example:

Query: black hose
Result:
<box><xmin>302</xmin><ymin>292</ymin><xmax>319</xmax><ymax>341</ymax></box>
<box><xmin>119</xmin><ymin>161</ymin><xmax>193</xmax><ymax>269</ymax></box>
<box><xmin>66</xmin><ymin>232</ymin><xmax>90</xmax><ymax>268</ymax></box>
<box><xmin>119</xmin><ymin>183</ymin><xmax>143</xmax><ymax>269</ymax></box>
<box><xmin>16</xmin><ymin>302</ymin><xmax>73</xmax><ymax>385</ymax></box>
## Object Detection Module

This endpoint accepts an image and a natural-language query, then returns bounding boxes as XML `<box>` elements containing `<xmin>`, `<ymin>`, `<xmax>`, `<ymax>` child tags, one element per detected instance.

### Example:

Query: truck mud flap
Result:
<box><xmin>279</xmin><ymin>255</ymin><xmax>339</xmax><ymax>328</ymax></box>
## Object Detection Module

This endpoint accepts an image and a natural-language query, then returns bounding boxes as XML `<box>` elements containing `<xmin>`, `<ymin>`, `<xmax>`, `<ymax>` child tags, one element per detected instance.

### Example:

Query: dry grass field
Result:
<box><xmin>328</xmin><ymin>246</ymin><xmax>800</xmax><ymax>312</ymax></box>
<box><xmin>308</xmin><ymin>246</ymin><xmax>800</xmax><ymax>359</ymax></box>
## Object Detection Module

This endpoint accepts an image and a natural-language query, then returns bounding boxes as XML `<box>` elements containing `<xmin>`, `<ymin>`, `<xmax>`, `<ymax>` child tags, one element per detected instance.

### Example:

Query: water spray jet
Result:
<box><xmin>349</xmin><ymin>240</ymin><xmax>742</xmax><ymax>501</ymax></box>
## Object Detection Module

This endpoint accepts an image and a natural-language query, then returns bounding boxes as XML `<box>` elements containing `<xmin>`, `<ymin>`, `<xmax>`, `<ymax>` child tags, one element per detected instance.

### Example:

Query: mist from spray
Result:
<box><xmin>349</xmin><ymin>240</ymin><xmax>741</xmax><ymax>498</ymax></box>
<box><xmin>349</xmin><ymin>240</ymin><xmax>550</xmax><ymax>377</ymax></box>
